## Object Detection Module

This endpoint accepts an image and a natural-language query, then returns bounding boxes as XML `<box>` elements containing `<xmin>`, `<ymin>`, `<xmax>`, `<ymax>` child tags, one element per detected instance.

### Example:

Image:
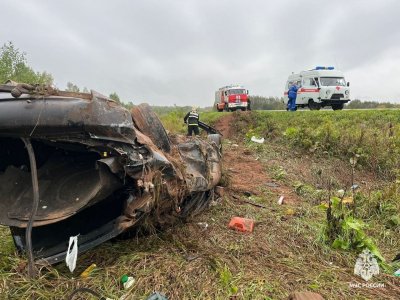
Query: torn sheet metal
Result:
<box><xmin>0</xmin><ymin>83</ymin><xmax>222</xmax><ymax>264</ymax></box>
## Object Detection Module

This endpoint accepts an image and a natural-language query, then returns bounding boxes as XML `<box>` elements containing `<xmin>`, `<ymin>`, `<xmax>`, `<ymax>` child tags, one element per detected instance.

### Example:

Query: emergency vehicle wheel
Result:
<box><xmin>131</xmin><ymin>103</ymin><xmax>171</xmax><ymax>153</ymax></box>
<box><xmin>308</xmin><ymin>100</ymin><xmax>321</xmax><ymax>111</ymax></box>
<box><xmin>332</xmin><ymin>104</ymin><xmax>344</xmax><ymax>111</ymax></box>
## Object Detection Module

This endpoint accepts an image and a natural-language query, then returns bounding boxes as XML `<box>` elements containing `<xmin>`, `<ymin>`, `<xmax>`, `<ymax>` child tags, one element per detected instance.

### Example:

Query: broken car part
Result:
<box><xmin>0</xmin><ymin>82</ymin><xmax>222</xmax><ymax>265</ymax></box>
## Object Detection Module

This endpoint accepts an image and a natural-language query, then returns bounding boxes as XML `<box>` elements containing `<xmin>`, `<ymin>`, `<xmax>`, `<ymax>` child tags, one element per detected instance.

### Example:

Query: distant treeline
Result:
<box><xmin>345</xmin><ymin>99</ymin><xmax>400</xmax><ymax>109</ymax></box>
<box><xmin>249</xmin><ymin>95</ymin><xmax>286</xmax><ymax>110</ymax></box>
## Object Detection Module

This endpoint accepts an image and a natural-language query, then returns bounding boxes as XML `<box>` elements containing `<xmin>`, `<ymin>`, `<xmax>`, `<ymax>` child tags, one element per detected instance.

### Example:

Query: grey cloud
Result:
<box><xmin>1</xmin><ymin>0</ymin><xmax>399</xmax><ymax>105</ymax></box>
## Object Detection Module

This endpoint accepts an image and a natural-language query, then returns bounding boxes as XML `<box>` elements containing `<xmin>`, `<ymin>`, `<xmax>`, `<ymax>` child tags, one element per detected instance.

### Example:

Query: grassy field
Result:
<box><xmin>1</xmin><ymin>109</ymin><xmax>399</xmax><ymax>299</ymax></box>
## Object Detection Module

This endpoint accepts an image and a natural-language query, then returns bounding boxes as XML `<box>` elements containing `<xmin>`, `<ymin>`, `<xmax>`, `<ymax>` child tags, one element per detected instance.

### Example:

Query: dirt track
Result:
<box><xmin>214</xmin><ymin>113</ymin><xmax>299</xmax><ymax>204</ymax></box>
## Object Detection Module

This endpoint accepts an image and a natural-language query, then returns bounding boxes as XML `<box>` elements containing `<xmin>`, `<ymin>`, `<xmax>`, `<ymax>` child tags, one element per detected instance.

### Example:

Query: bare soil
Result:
<box><xmin>215</xmin><ymin>113</ymin><xmax>299</xmax><ymax>204</ymax></box>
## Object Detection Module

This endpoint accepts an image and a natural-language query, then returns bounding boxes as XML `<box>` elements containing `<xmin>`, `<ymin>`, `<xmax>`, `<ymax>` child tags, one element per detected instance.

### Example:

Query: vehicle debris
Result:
<box><xmin>196</xmin><ymin>222</ymin><xmax>209</xmax><ymax>230</ymax></box>
<box><xmin>184</xmin><ymin>253</ymin><xmax>200</xmax><ymax>262</ymax></box>
<box><xmin>243</xmin><ymin>191</ymin><xmax>252</xmax><ymax>197</ymax></box>
<box><xmin>228</xmin><ymin>217</ymin><xmax>254</xmax><ymax>233</ymax></box>
<box><xmin>242</xmin><ymin>198</ymin><xmax>267</xmax><ymax>209</ymax></box>
<box><xmin>250</xmin><ymin>136</ymin><xmax>265</xmax><ymax>144</ymax></box>
<box><xmin>0</xmin><ymin>82</ymin><xmax>222</xmax><ymax>266</ymax></box>
<box><xmin>147</xmin><ymin>292</ymin><xmax>168</xmax><ymax>300</ymax></box>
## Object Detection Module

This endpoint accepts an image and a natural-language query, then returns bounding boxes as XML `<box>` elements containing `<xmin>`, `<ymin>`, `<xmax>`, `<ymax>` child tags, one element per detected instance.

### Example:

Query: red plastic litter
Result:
<box><xmin>228</xmin><ymin>217</ymin><xmax>254</xmax><ymax>233</ymax></box>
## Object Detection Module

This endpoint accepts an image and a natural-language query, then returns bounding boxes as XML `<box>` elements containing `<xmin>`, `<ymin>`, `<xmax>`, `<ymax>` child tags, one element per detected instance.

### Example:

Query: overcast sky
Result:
<box><xmin>1</xmin><ymin>0</ymin><xmax>400</xmax><ymax>105</ymax></box>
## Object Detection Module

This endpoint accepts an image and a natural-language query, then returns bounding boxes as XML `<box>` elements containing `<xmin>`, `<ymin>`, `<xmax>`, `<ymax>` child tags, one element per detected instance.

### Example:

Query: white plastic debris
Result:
<box><xmin>394</xmin><ymin>269</ymin><xmax>400</xmax><ymax>277</ymax></box>
<box><xmin>123</xmin><ymin>277</ymin><xmax>136</xmax><ymax>290</ymax></box>
<box><xmin>65</xmin><ymin>235</ymin><xmax>78</xmax><ymax>273</ymax></box>
<box><xmin>197</xmin><ymin>222</ymin><xmax>209</xmax><ymax>230</ymax></box>
<box><xmin>251</xmin><ymin>136</ymin><xmax>265</xmax><ymax>144</ymax></box>
<box><xmin>337</xmin><ymin>189</ymin><xmax>345</xmax><ymax>197</ymax></box>
<box><xmin>278</xmin><ymin>195</ymin><xmax>284</xmax><ymax>205</ymax></box>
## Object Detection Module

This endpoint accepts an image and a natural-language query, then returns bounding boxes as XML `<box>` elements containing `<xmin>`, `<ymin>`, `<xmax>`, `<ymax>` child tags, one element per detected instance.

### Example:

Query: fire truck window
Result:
<box><xmin>228</xmin><ymin>89</ymin><xmax>245</xmax><ymax>95</ymax></box>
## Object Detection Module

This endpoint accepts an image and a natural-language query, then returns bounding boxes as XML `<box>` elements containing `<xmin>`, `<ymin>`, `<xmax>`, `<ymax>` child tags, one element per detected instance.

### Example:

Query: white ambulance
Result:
<box><xmin>284</xmin><ymin>66</ymin><xmax>350</xmax><ymax>110</ymax></box>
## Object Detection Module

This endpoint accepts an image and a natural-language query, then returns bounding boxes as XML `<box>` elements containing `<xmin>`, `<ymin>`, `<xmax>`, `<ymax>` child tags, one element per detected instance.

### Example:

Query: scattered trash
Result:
<box><xmin>278</xmin><ymin>195</ymin><xmax>284</xmax><ymax>205</ymax></box>
<box><xmin>197</xmin><ymin>222</ymin><xmax>209</xmax><ymax>230</ymax></box>
<box><xmin>250</xmin><ymin>136</ymin><xmax>265</xmax><ymax>144</ymax></box>
<box><xmin>342</xmin><ymin>197</ymin><xmax>353</xmax><ymax>204</ymax></box>
<box><xmin>147</xmin><ymin>292</ymin><xmax>168</xmax><ymax>300</ymax></box>
<box><xmin>80</xmin><ymin>263</ymin><xmax>97</xmax><ymax>278</ymax></box>
<box><xmin>121</xmin><ymin>275</ymin><xmax>135</xmax><ymax>290</ymax></box>
<box><xmin>265</xmin><ymin>182</ymin><xmax>279</xmax><ymax>188</ymax></box>
<box><xmin>351</xmin><ymin>184</ymin><xmax>360</xmax><ymax>190</ymax></box>
<box><xmin>394</xmin><ymin>269</ymin><xmax>400</xmax><ymax>277</ymax></box>
<box><xmin>228</xmin><ymin>217</ymin><xmax>254</xmax><ymax>233</ymax></box>
<box><xmin>337</xmin><ymin>189</ymin><xmax>345</xmax><ymax>197</ymax></box>
<box><xmin>232</xmin><ymin>144</ymin><xmax>239</xmax><ymax>147</ymax></box>
<box><xmin>65</xmin><ymin>235</ymin><xmax>78</xmax><ymax>273</ymax></box>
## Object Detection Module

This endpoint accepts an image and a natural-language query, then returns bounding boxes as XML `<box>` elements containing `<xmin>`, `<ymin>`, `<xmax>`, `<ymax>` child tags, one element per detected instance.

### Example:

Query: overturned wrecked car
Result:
<box><xmin>0</xmin><ymin>82</ymin><xmax>222</xmax><ymax>267</ymax></box>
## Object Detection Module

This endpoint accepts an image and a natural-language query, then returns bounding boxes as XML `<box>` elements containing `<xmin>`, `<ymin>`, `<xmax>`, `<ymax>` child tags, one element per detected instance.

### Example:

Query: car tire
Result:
<box><xmin>309</xmin><ymin>100</ymin><xmax>321</xmax><ymax>111</ymax></box>
<box><xmin>131</xmin><ymin>103</ymin><xmax>171</xmax><ymax>153</ymax></box>
<box><xmin>207</xmin><ymin>134</ymin><xmax>222</xmax><ymax>153</ymax></box>
<box><xmin>332</xmin><ymin>104</ymin><xmax>344</xmax><ymax>111</ymax></box>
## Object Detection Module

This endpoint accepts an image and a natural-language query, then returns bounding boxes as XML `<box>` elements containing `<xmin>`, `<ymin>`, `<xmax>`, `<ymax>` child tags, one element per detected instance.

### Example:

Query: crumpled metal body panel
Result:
<box><xmin>0</xmin><ymin>85</ymin><xmax>222</xmax><ymax>263</ymax></box>
<box><xmin>0</xmin><ymin>91</ymin><xmax>135</xmax><ymax>142</ymax></box>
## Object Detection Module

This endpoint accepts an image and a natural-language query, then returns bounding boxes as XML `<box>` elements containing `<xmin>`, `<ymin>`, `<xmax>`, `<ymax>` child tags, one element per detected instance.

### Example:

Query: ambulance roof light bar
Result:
<box><xmin>315</xmin><ymin>66</ymin><xmax>335</xmax><ymax>70</ymax></box>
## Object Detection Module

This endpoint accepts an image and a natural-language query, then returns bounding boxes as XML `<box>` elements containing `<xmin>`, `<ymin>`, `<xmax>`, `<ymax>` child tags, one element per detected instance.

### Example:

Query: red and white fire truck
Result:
<box><xmin>215</xmin><ymin>85</ymin><xmax>250</xmax><ymax>112</ymax></box>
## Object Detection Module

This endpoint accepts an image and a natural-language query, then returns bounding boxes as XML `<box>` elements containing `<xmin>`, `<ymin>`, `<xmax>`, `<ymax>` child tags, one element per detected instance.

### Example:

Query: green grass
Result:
<box><xmin>1</xmin><ymin>109</ymin><xmax>399</xmax><ymax>299</ymax></box>
<box><xmin>241</xmin><ymin>110</ymin><xmax>400</xmax><ymax>179</ymax></box>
